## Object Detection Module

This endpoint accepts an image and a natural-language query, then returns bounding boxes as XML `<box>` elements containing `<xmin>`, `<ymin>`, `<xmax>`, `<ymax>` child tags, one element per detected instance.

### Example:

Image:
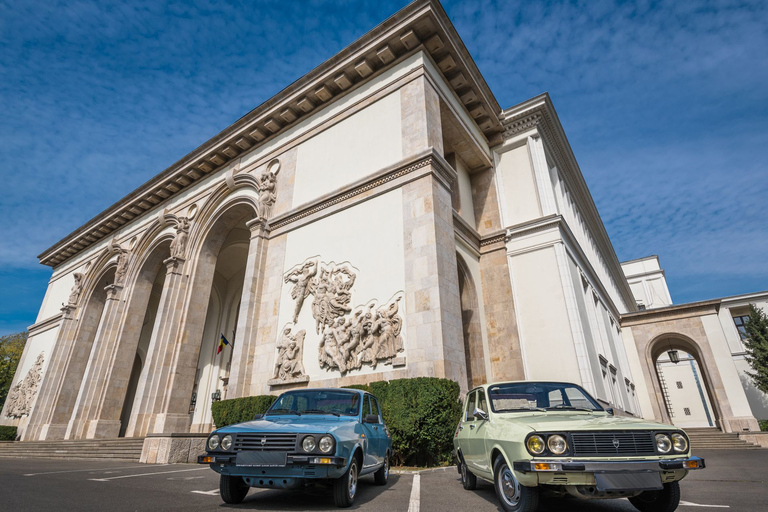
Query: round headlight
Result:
<box><xmin>221</xmin><ymin>435</ymin><xmax>233</xmax><ymax>451</ymax></box>
<box><xmin>526</xmin><ymin>435</ymin><xmax>546</xmax><ymax>455</ymax></box>
<box><xmin>302</xmin><ymin>435</ymin><xmax>316</xmax><ymax>452</ymax></box>
<box><xmin>547</xmin><ymin>435</ymin><xmax>567</xmax><ymax>455</ymax></box>
<box><xmin>207</xmin><ymin>435</ymin><xmax>220</xmax><ymax>451</ymax></box>
<box><xmin>671</xmin><ymin>433</ymin><xmax>688</xmax><ymax>453</ymax></box>
<box><xmin>319</xmin><ymin>435</ymin><xmax>334</xmax><ymax>453</ymax></box>
<box><xmin>656</xmin><ymin>434</ymin><xmax>672</xmax><ymax>454</ymax></box>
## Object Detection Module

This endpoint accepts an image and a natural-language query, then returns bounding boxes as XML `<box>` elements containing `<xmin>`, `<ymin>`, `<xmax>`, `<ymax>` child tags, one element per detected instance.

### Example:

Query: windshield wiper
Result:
<box><xmin>266</xmin><ymin>408</ymin><xmax>301</xmax><ymax>416</ymax></box>
<box><xmin>545</xmin><ymin>405</ymin><xmax>594</xmax><ymax>412</ymax></box>
<box><xmin>495</xmin><ymin>407</ymin><xmax>547</xmax><ymax>413</ymax></box>
<box><xmin>304</xmin><ymin>409</ymin><xmax>341</xmax><ymax>417</ymax></box>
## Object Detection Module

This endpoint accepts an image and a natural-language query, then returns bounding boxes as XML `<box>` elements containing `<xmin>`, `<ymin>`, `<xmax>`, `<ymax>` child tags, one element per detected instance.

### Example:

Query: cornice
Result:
<box><xmin>453</xmin><ymin>211</ymin><xmax>480</xmax><ymax>252</ymax></box>
<box><xmin>27</xmin><ymin>313</ymin><xmax>63</xmax><ymax>337</ymax></box>
<box><xmin>621</xmin><ymin>299</ymin><xmax>721</xmax><ymax>327</ymax></box>
<box><xmin>501</xmin><ymin>94</ymin><xmax>637</xmax><ymax>311</ymax></box>
<box><xmin>38</xmin><ymin>0</ymin><xmax>503</xmax><ymax>268</ymax></box>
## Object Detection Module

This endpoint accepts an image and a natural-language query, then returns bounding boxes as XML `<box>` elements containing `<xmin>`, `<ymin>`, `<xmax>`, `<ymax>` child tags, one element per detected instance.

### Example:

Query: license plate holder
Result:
<box><xmin>594</xmin><ymin>471</ymin><xmax>663</xmax><ymax>492</ymax></box>
<box><xmin>235</xmin><ymin>451</ymin><xmax>287</xmax><ymax>467</ymax></box>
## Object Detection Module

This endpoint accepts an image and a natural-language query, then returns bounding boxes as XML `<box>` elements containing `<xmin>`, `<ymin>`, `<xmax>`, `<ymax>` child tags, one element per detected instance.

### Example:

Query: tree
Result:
<box><xmin>743</xmin><ymin>305</ymin><xmax>768</xmax><ymax>395</ymax></box>
<box><xmin>0</xmin><ymin>332</ymin><xmax>27</xmax><ymax>411</ymax></box>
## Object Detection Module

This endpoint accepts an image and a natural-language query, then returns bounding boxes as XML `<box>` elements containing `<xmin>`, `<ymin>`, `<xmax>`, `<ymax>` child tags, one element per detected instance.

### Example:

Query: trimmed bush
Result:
<box><xmin>211</xmin><ymin>395</ymin><xmax>277</xmax><ymax>428</ymax></box>
<box><xmin>342</xmin><ymin>384</ymin><xmax>370</xmax><ymax>392</ymax></box>
<box><xmin>0</xmin><ymin>425</ymin><xmax>17</xmax><ymax>441</ymax></box>
<box><xmin>760</xmin><ymin>420</ymin><xmax>768</xmax><ymax>432</ymax></box>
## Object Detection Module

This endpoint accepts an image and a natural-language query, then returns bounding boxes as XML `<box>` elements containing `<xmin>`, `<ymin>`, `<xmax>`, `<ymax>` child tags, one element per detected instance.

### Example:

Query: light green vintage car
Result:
<box><xmin>453</xmin><ymin>381</ymin><xmax>705</xmax><ymax>512</ymax></box>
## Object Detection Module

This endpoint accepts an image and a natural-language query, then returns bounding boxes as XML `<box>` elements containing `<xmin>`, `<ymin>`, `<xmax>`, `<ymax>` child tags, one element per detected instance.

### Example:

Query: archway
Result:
<box><xmin>649</xmin><ymin>336</ymin><xmax>721</xmax><ymax>429</ymax></box>
<box><xmin>457</xmin><ymin>254</ymin><xmax>486</xmax><ymax>389</ymax></box>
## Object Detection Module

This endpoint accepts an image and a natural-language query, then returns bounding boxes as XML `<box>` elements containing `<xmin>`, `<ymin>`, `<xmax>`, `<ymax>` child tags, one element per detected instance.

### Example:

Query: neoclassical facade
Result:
<box><xmin>3</xmin><ymin>0</ymin><xmax>765</xmax><ymax>446</ymax></box>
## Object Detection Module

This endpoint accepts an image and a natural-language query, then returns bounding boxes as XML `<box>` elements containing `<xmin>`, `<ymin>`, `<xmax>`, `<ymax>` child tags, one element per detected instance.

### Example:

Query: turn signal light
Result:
<box><xmin>534</xmin><ymin>463</ymin><xmax>552</xmax><ymax>471</ymax></box>
<box><xmin>201</xmin><ymin>456</ymin><xmax>213</xmax><ymax>463</ymax></box>
<box><xmin>311</xmin><ymin>457</ymin><xmax>333</xmax><ymax>464</ymax></box>
<box><xmin>683</xmin><ymin>460</ymin><xmax>701</xmax><ymax>469</ymax></box>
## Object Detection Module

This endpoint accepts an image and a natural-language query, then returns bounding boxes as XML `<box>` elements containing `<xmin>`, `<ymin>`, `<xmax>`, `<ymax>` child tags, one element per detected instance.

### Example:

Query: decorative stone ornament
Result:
<box><xmin>67</xmin><ymin>272</ymin><xmax>84</xmax><ymax>306</ymax></box>
<box><xmin>5</xmin><ymin>353</ymin><xmax>44</xmax><ymax>419</ymax></box>
<box><xmin>271</xmin><ymin>326</ymin><xmax>308</xmax><ymax>383</ymax></box>
<box><xmin>255</xmin><ymin>159</ymin><xmax>280</xmax><ymax>220</ymax></box>
<box><xmin>169</xmin><ymin>217</ymin><xmax>191</xmax><ymax>259</ymax></box>
<box><xmin>114</xmin><ymin>246</ymin><xmax>130</xmax><ymax>286</ymax></box>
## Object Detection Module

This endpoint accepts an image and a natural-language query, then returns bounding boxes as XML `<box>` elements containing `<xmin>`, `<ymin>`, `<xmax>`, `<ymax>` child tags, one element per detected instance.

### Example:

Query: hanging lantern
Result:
<box><xmin>667</xmin><ymin>349</ymin><xmax>680</xmax><ymax>364</ymax></box>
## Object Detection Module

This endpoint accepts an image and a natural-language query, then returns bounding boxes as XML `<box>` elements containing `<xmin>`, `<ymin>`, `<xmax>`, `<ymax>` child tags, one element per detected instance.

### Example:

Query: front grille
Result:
<box><xmin>570</xmin><ymin>431</ymin><xmax>656</xmax><ymax>456</ymax></box>
<box><xmin>233</xmin><ymin>433</ymin><xmax>298</xmax><ymax>452</ymax></box>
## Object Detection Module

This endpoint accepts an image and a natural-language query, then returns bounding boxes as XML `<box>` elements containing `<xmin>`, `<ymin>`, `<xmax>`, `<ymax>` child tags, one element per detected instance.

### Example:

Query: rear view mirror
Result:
<box><xmin>606</xmin><ymin>408</ymin><xmax>614</xmax><ymax>416</ymax></box>
<box><xmin>364</xmin><ymin>414</ymin><xmax>379</xmax><ymax>424</ymax></box>
<box><xmin>253</xmin><ymin>413</ymin><xmax>264</xmax><ymax>420</ymax></box>
<box><xmin>473</xmin><ymin>407</ymin><xmax>488</xmax><ymax>421</ymax></box>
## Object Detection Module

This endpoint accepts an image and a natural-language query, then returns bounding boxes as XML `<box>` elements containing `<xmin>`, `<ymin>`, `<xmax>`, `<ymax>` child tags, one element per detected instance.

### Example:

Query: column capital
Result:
<box><xmin>60</xmin><ymin>304</ymin><xmax>76</xmax><ymax>318</ymax></box>
<box><xmin>104</xmin><ymin>284</ymin><xmax>124</xmax><ymax>301</ymax></box>
<box><xmin>245</xmin><ymin>217</ymin><xmax>270</xmax><ymax>239</ymax></box>
<box><xmin>163</xmin><ymin>256</ymin><xmax>186</xmax><ymax>274</ymax></box>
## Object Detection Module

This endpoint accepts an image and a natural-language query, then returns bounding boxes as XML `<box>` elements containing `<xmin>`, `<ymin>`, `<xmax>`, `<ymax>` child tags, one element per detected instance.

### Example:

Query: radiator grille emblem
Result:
<box><xmin>261</xmin><ymin>437</ymin><xmax>267</xmax><ymax>446</ymax></box>
<box><xmin>612</xmin><ymin>438</ymin><xmax>620</xmax><ymax>449</ymax></box>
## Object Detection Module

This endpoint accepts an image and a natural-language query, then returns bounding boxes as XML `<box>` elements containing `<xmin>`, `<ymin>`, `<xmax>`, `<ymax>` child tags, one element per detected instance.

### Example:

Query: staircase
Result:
<box><xmin>0</xmin><ymin>437</ymin><xmax>145</xmax><ymax>460</ymax></box>
<box><xmin>685</xmin><ymin>427</ymin><xmax>761</xmax><ymax>450</ymax></box>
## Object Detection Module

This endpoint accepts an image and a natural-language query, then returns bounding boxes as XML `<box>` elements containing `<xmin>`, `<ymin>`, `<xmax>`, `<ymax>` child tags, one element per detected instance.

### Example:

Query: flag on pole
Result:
<box><xmin>217</xmin><ymin>333</ymin><xmax>230</xmax><ymax>354</ymax></box>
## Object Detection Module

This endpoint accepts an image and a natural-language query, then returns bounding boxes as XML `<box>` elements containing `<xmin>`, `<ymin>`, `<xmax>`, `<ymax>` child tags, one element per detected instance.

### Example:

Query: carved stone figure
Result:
<box><xmin>67</xmin><ymin>273</ymin><xmax>83</xmax><ymax>306</ymax></box>
<box><xmin>5</xmin><ymin>352</ymin><xmax>44</xmax><ymax>419</ymax></box>
<box><xmin>114</xmin><ymin>248</ymin><xmax>129</xmax><ymax>286</ymax></box>
<box><xmin>273</xmin><ymin>326</ymin><xmax>306</xmax><ymax>381</ymax></box>
<box><xmin>169</xmin><ymin>217</ymin><xmax>190</xmax><ymax>259</ymax></box>
<box><xmin>256</xmin><ymin>164</ymin><xmax>280</xmax><ymax>220</ymax></box>
<box><xmin>284</xmin><ymin>259</ymin><xmax>317</xmax><ymax>323</ymax></box>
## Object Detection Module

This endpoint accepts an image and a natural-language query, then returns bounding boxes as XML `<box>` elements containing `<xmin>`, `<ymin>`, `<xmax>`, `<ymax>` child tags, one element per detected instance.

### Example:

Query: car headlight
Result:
<box><xmin>319</xmin><ymin>435</ymin><xmax>334</xmax><ymax>454</ymax></box>
<box><xmin>302</xmin><ymin>435</ymin><xmax>316</xmax><ymax>452</ymax></box>
<box><xmin>207</xmin><ymin>435</ymin><xmax>220</xmax><ymax>451</ymax></box>
<box><xmin>221</xmin><ymin>435</ymin><xmax>233</xmax><ymax>451</ymax></box>
<box><xmin>547</xmin><ymin>435</ymin><xmax>567</xmax><ymax>455</ymax></box>
<box><xmin>526</xmin><ymin>434</ymin><xmax>546</xmax><ymax>455</ymax></box>
<box><xmin>656</xmin><ymin>433</ymin><xmax>672</xmax><ymax>454</ymax></box>
<box><xmin>671</xmin><ymin>433</ymin><xmax>688</xmax><ymax>453</ymax></box>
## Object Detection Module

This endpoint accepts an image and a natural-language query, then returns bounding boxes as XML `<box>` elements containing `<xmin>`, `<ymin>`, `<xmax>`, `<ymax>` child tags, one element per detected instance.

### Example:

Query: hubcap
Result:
<box><xmin>498</xmin><ymin>465</ymin><xmax>521</xmax><ymax>506</ymax></box>
<box><xmin>348</xmin><ymin>462</ymin><xmax>358</xmax><ymax>498</ymax></box>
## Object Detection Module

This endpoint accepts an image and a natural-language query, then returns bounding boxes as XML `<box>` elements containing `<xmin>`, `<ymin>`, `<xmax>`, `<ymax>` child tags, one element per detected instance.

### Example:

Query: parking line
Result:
<box><xmin>89</xmin><ymin>467</ymin><xmax>208</xmax><ymax>481</ymax></box>
<box><xmin>191</xmin><ymin>489</ymin><xmax>220</xmax><ymax>496</ymax></box>
<box><xmin>408</xmin><ymin>473</ymin><xmax>420</xmax><ymax>512</ymax></box>
<box><xmin>680</xmin><ymin>501</ymin><xmax>730</xmax><ymax>508</ymax></box>
<box><xmin>24</xmin><ymin>465</ymin><xmax>168</xmax><ymax>477</ymax></box>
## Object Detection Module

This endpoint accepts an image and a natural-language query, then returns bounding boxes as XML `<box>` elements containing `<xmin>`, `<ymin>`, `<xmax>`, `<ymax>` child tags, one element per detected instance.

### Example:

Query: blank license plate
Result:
<box><xmin>594</xmin><ymin>471</ymin><xmax>663</xmax><ymax>491</ymax></box>
<box><xmin>236</xmin><ymin>451</ymin><xmax>287</xmax><ymax>467</ymax></box>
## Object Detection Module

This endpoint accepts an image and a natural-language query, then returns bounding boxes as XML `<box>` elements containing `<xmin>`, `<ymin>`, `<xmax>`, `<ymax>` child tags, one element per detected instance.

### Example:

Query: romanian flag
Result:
<box><xmin>217</xmin><ymin>333</ymin><xmax>230</xmax><ymax>354</ymax></box>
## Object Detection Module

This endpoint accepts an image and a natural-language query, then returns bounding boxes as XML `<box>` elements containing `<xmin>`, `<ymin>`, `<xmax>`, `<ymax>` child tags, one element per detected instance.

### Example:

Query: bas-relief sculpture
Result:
<box><xmin>255</xmin><ymin>159</ymin><xmax>280</xmax><ymax>220</ymax></box>
<box><xmin>169</xmin><ymin>216</ymin><xmax>190</xmax><ymax>259</ymax></box>
<box><xmin>67</xmin><ymin>272</ymin><xmax>83</xmax><ymax>306</ymax></box>
<box><xmin>4</xmin><ymin>353</ymin><xmax>44</xmax><ymax>419</ymax></box>
<box><xmin>272</xmin><ymin>257</ymin><xmax>406</xmax><ymax>384</ymax></box>
<box><xmin>114</xmin><ymin>246</ymin><xmax>130</xmax><ymax>286</ymax></box>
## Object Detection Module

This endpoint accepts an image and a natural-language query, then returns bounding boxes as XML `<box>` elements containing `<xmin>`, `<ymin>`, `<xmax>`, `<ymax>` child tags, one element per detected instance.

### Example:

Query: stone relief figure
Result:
<box><xmin>5</xmin><ymin>353</ymin><xmax>44</xmax><ymax>419</ymax></box>
<box><xmin>169</xmin><ymin>216</ymin><xmax>190</xmax><ymax>259</ymax></box>
<box><xmin>256</xmin><ymin>163</ymin><xmax>280</xmax><ymax>220</ymax></box>
<box><xmin>278</xmin><ymin>257</ymin><xmax>406</xmax><ymax>378</ymax></box>
<box><xmin>114</xmin><ymin>247</ymin><xmax>129</xmax><ymax>286</ymax></box>
<box><xmin>284</xmin><ymin>259</ymin><xmax>317</xmax><ymax>323</ymax></box>
<box><xmin>273</xmin><ymin>326</ymin><xmax>306</xmax><ymax>381</ymax></box>
<box><xmin>67</xmin><ymin>273</ymin><xmax>83</xmax><ymax>306</ymax></box>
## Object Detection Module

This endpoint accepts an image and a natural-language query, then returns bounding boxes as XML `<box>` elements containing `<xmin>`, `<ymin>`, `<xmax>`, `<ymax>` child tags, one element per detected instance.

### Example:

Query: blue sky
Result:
<box><xmin>1</xmin><ymin>0</ymin><xmax>766</xmax><ymax>335</ymax></box>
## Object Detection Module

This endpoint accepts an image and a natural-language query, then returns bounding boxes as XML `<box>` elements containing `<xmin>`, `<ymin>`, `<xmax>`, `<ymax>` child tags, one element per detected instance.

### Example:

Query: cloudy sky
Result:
<box><xmin>1</xmin><ymin>0</ymin><xmax>766</xmax><ymax>335</ymax></box>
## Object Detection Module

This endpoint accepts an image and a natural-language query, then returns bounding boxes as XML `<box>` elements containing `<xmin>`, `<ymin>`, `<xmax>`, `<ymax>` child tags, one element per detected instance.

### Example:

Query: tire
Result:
<box><xmin>460</xmin><ymin>458</ymin><xmax>477</xmax><ymax>490</ymax></box>
<box><xmin>493</xmin><ymin>456</ymin><xmax>538</xmax><ymax>512</ymax></box>
<box><xmin>333</xmin><ymin>457</ymin><xmax>359</xmax><ymax>508</ymax></box>
<box><xmin>629</xmin><ymin>481</ymin><xmax>681</xmax><ymax>512</ymax></box>
<box><xmin>374</xmin><ymin>454</ymin><xmax>389</xmax><ymax>486</ymax></box>
<box><xmin>220</xmin><ymin>474</ymin><xmax>249</xmax><ymax>504</ymax></box>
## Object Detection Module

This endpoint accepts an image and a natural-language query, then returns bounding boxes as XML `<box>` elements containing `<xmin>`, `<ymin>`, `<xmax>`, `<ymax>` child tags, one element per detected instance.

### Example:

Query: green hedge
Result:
<box><xmin>760</xmin><ymin>420</ymin><xmax>768</xmax><ymax>432</ymax></box>
<box><xmin>0</xmin><ymin>426</ymin><xmax>17</xmax><ymax>441</ymax></box>
<box><xmin>211</xmin><ymin>395</ymin><xmax>277</xmax><ymax>428</ymax></box>
<box><xmin>348</xmin><ymin>377</ymin><xmax>462</xmax><ymax>467</ymax></box>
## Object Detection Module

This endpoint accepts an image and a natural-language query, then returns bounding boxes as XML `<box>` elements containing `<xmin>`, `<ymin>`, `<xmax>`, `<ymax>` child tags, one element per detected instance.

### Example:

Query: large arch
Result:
<box><xmin>457</xmin><ymin>253</ymin><xmax>486</xmax><ymax>389</ymax></box>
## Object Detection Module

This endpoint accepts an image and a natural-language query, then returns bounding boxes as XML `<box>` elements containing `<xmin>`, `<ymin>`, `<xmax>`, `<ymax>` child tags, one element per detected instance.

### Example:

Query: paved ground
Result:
<box><xmin>0</xmin><ymin>450</ymin><xmax>763</xmax><ymax>511</ymax></box>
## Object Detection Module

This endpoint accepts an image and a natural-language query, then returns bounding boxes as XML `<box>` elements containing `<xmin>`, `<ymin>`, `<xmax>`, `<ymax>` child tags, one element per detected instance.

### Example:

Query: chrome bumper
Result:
<box><xmin>513</xmin><ymin>456</ymin><xmax>705</xmax><ymax>473</ymax></box>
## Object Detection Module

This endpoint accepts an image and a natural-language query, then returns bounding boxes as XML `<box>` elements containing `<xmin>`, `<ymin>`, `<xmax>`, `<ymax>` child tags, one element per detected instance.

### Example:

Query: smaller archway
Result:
<box><xmin>457</xmin><ymin>254</ymin><xmax>486</xmax><ymax>389</ymax></box>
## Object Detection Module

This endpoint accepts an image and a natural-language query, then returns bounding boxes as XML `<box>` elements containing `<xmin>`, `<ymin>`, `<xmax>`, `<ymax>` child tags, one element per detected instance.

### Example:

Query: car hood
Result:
<box><xmin>501</xmin><ymin>412</ymin><xmax>676</xmax><ymax>432</ymax></box>
<box><xmin>215</xmin><ymin>415</ymin><xmax>358</xmax><ymax>435</ymax></box>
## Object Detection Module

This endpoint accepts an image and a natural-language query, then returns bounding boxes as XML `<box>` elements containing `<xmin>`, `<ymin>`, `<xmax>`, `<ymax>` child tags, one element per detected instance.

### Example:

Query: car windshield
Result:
<box><xmin>266</xmin><ymin>390</ymin><xmax>361</xmax><ymax>417</ymax></box>
<box><xmin>487</xmin><ymin>382</ymin><xmax>603</xmax><ymax>413</ymax></box>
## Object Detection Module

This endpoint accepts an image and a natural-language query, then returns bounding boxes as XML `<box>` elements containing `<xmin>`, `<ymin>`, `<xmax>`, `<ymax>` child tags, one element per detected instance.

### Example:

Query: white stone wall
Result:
<box><xmin>621</xmin><ymin>256</ymin><xmax>673</xmax><ymax>309</ymax></box>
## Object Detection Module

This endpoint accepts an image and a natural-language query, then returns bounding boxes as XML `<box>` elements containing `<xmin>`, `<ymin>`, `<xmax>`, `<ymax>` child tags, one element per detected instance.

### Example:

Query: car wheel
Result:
<box><xmin>629</xmin><ymin>481</ymin><xmax>681</xmax><ymax>512</ymax></box>
<box><xmin>460</xmin><ymin>458</ymin><xmax>477</xmax><ymax>490</ymax></box>
<box><xmin>493</xmin><ymin>456</ymin><xmax>538</xmax><ymax>512</ymax></box>
<box><xmin>374</xmin><ymin>454</ymin><xmax>389</xmax><ymax>486</ymax></box>
<box><xmin>220</xmin><ymin>474</ymin><xmax>249</xmax><ymax>504</ymax></box>
<box><xmin>333</xmin><ymin>457</ymin><xmax>359</xmax><ymax>508</ymax></box>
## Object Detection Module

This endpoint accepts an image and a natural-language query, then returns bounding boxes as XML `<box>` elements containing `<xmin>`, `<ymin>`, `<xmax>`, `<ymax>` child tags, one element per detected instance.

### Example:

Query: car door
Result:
<box><xmin>368</xmin><ymin>395</ymin><xmax>387</xmax><ymax>465</ymax></box>
<box><xmin>470</xmin><ymin>388</ymin><xmax>491</xmax><ymax>475</ymax></box>
<box><xmin>458</xmin><ymin>390</ymin><xmax>478</xmax><ymax>470</ymax></box>
<box><xmin>360</xmin><ymin>395</ymin><xmax>379</xmax><ymax>470</ymax></box>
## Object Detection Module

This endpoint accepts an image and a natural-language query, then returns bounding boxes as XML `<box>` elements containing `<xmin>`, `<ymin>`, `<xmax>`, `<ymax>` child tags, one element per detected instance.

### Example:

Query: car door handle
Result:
<box><xmin>373</xmin><ymin>426</ymin><xmax>378</xmax><ymax>430</ymax></box>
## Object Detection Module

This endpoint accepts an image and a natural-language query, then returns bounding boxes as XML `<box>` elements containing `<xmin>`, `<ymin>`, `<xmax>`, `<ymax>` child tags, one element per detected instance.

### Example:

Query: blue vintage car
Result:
<box><xmin>199</xmin><ymin>388</ymin><xmax>392</xmax><ymax>507</ymax></box>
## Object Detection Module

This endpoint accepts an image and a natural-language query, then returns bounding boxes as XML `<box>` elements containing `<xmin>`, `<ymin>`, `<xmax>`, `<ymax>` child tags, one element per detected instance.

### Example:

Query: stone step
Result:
<box><xmin>0</xmin><ymin>437</ymin><xmax>146</xmax><ymax>460</ymax></box>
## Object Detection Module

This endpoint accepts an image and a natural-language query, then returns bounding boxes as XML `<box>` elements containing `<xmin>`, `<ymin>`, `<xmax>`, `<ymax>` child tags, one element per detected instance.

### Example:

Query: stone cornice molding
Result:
<box><xmin>501</xmin><ymin>94</ymin><xmax>636</xmax><ymax>311</ymax></box>
<box><xmin>620</xmin><ymin>299</ymin><xmax>721</xmax><ymax>327</ymax></box>
<box><xmin>453</xmin><ymin>212</ymin><xmax>480</xmax><ymax>253</ymax></box>
<box><xmin>27</xmin><ymin>313</ymin><xmax>63</xmax><ymax>337</ymax></box>
<box><xmin>38</xmin><ymin>0</ymin><xmax>503</xmax><ymax>268</ymax></box>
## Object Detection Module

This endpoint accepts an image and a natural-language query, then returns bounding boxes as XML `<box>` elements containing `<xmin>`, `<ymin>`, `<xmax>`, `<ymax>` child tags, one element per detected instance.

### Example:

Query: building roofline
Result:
<box><xmin>38</xmin><ymin>0</ymin><xmax>503</xmax><ymax>267</ymax></box>
<box><xmin>620</xmin><ymin>255</ymin><xmax>661</xmax><ymax>266</ymax></box>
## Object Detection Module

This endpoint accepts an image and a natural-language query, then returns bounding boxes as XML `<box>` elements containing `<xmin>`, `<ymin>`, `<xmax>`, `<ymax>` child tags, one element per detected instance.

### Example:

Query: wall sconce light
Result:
<box><xmin>211</xmin><ymin>389</ymin><xmax>222</xmax><ymax>402</ymax></box>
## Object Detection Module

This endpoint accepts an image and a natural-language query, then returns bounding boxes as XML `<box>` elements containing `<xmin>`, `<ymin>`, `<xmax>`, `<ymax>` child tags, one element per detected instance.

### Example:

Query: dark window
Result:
<box><xmin>370</xmin><ymin>396</ymin><xmax>380</xmax><ymax>420</ymax></box>
<box><xmin>733</xmin><ymin>315</ymin><xmax>750</xmax><ymax>340</ymax></box>
<box><xmin>676</xmin><ymin>381</ymin><xmax>683</xmax><ymax>389</ymax></box>
<box><xmin>684</xmin><ymin>408</ymin><xmax>691</xmax><ymax>416</ymax></box>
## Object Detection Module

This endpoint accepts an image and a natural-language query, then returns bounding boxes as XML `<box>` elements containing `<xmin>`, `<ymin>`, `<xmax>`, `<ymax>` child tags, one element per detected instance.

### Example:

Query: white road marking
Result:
<box><xmin>680</xmin><ymin>501</ymin><xmax>730</xmax><ymax>508</ymax></box>
<box><xmin>408</xmin><ymin>473</ymin><xmax>420</xmax><ymax>512</ymax></box>
<box><xmin>89</xmin><ymin>467</ymin><xmax>208</xmax><ymax>481</ymax></box>
<box><xmin>24</xmin><ymin>465</ymin><xmax>168</xmax><ymax>477</ymax></box>
<box><xmin>167</xmin><ymin>475</ymin><xmax>205</xmax><ymax>480</ymax></box>
<box><xmin>191</xmin><ymin>489</ymin><xmax>220</xmax><ymax>496</ymax></box>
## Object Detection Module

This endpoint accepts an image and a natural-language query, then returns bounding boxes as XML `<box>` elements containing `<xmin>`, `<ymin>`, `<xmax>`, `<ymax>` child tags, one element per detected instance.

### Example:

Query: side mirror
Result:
<box><xmin>253</xmin><ymin>413</ymin><xmax>264</xmax><ymax>420</ymax></box>
<box><xmin>364</xmin><ymin>414</ymin><xmax>379</xmax><ymax>424</ymax></box>
<box><xmin>606</xmin><ymin>408</ymin><xmax>614</xmax><ymax>416</ymax></box>
<box><xmin>473</xmin><ymin>407</ymin><xmax>488</xmax><ymax>421</ymax></box>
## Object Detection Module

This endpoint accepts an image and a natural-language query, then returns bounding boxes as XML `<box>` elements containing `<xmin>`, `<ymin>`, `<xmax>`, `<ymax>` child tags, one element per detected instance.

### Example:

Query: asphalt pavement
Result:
<box><xmin>0</xmin><ymin>449</ymin><xmax>762</xmax><ymax>511</ymax></box>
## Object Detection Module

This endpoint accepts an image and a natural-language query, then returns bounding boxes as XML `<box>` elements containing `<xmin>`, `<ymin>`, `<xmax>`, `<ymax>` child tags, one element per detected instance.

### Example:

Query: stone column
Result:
<box><xmin>66</xmin><ymin>284</ymin><xmax>125</xmax><ymax>439</ymax></box>
<box><xmin>126</xmin><ymin>256</ymin><xmax>190</xmax><ymax>437</ymax></box>
<box><xmin>227</xmin><ymin>218</ymin><xmax>270</xmax><ymax>399</ymax></box>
